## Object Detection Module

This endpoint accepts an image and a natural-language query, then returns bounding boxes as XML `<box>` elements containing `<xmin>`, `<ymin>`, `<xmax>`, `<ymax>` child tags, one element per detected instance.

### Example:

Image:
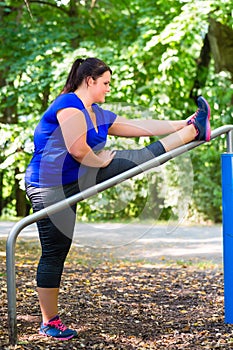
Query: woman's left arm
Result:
<box><xmin>108</xmin><ymin>116</ymin><xmax>186</xmax><ymax>137</ymax></box>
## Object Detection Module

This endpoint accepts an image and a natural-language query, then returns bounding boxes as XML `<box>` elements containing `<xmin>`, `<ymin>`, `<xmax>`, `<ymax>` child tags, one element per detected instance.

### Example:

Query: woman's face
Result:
<box><xmin>90</xmin><ymin>70</ymin><xmax>111</xmax><ymax>104</ymax></box>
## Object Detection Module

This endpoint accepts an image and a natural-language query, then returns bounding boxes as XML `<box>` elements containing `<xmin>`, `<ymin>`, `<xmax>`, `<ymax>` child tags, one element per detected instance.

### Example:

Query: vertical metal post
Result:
<box><xmin>221</xmin><ymin>130</ymin><xmax>233</xmax><ymax>323</ymax></box>
<box><xmin>226</xmin><ymin>130</ymin><xmax>233</xmax><ymax>153</ymax></box>
<box><xmin>6</xmin><ymin>233</ymin><xmax>17</xmax><ymax>345</ymax></box>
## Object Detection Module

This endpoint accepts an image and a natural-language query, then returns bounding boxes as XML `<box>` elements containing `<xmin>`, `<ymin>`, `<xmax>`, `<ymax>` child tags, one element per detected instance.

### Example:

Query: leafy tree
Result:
<box><xmin>0</xmin><ymin>0</ymin><xmax>233</xmax><ymax>222</ymax></box>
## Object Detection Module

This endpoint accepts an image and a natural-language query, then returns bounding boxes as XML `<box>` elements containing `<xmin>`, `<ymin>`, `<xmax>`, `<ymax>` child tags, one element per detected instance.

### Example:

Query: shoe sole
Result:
<box><xmin>39</xmin><ymin>330</ymin><xmax>76</xmax><ymax>340</ymax></box>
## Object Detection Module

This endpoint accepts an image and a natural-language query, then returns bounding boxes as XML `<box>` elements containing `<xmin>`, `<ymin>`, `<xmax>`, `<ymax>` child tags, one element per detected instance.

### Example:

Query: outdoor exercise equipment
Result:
<box><xmin>5</xmin><ymin>125</ymin><xmax>233</xmax><ymax>345</ymax></box>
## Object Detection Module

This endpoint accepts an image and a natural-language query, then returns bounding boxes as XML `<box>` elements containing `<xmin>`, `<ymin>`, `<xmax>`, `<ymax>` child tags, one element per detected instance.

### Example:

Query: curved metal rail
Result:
<box><xmin>6</xmin><ymin>125</ymin><xmax>233</xmax><ymax>345</ymax></box>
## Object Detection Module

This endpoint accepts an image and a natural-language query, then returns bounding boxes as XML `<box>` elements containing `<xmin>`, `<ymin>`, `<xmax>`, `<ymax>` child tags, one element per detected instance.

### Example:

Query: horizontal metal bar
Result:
<box><xmin>7</xmin><ymin>125</ymin><xmax>233</xmax><ymax>238</ymax></box>
<box><xmin>6</xmin><ymin>124</ymin><xmax>233</xmax><ymax>345</ymax></box>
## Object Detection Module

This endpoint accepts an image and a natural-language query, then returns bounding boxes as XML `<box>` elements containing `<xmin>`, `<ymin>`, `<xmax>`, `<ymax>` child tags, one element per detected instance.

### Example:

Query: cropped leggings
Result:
<box><xmin>26</xmin><ymin>140</ymin><xmax>165</xmax><ymax>288</ymax></box>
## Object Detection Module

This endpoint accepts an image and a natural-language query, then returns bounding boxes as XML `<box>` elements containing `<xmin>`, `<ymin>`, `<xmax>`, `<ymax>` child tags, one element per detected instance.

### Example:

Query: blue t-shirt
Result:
<box><xmin>25</xmin><ymin>93</ymin><xmax>117</xmax><ymax>187</ymax></box>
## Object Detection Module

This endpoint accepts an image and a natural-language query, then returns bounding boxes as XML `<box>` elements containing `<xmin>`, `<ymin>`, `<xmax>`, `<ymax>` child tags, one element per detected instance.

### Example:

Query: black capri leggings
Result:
<box><xmin>26</xmin><ymin>141</ymin><xmax>165</xmax><ymax>288</ymax></box>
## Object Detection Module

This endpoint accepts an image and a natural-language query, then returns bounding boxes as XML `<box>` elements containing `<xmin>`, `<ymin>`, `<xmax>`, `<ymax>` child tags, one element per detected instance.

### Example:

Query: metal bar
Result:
<box><xmin>227</xmin><ymin>130</ymin><xmax>233</xmax><ymax>153</ymax></box>
<box><xmin>6</xmin><ymin>125</ymin><xmax>233</xmax><ymax>345</ymax></box>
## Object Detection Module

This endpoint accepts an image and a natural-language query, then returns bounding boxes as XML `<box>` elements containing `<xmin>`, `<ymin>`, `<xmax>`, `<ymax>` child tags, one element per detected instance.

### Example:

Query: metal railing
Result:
<box><xmin>6</xmin><ymin>125</ymin><xmax>233</xmax><ymax>345</ymax></box>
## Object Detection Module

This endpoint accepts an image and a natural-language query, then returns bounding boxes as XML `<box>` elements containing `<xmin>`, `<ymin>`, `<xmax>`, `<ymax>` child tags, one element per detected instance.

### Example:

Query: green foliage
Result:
<box><xmin>0</xmin><ymin>0</ymin><xmax>233</xmax><ymax>221</ymax></box>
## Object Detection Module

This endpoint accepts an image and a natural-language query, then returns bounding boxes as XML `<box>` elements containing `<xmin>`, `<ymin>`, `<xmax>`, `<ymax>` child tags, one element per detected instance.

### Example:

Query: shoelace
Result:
<box><xmin>192</xmin><ymin>108</ymin><xmax>200</xmax><ymax>119</ymax></box>
<box><xmin>48</xmin><ymin>319</ymin><xmax>68</xmax><ymax>331</ymax></box>
<box><xmin>187</xmin><ymin>110</ymin><xmax>200</xmax><ymax>137</ymax></box>
<box><xmin>187</xmin><ymin>109</ymin><xmax>199</xmax><ymax>125</ymax></box>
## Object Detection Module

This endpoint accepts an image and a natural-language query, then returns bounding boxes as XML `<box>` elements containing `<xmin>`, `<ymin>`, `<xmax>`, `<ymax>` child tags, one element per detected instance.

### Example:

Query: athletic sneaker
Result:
<box><xmin>188</xmin><ymin>96</ymin><xmax>211</xmax><ymax>141</ymax></box>
<box><xmin>39</xmin><ymin>315</ymin><xmax>78</xmax><ymax>340</ymax></box>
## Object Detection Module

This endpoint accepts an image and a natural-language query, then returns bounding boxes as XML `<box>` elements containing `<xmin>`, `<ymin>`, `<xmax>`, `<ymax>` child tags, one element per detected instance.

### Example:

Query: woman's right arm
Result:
<box><xmin>57</xmin><ymin>108</ymin><xmax>115</xmax><ymax>168</ymax></box>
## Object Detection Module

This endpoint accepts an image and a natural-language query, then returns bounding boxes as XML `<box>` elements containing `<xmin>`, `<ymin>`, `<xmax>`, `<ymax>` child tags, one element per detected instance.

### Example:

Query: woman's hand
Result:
<box><xmin>97</xmin><ymin>150</ymin><xmax>116</xmax><ymax>167</ymax></box>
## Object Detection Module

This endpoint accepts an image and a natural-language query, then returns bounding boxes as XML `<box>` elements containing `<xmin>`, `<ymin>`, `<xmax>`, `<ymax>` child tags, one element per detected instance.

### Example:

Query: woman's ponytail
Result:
<box><xmin>61</xmin><ymin>57</ymin><xmax>112</xmax><ymax>94</ymax></box>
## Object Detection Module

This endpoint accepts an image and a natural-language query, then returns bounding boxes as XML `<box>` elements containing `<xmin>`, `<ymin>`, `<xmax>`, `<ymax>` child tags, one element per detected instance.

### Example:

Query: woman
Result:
<box><xmin>25</xmin><ymin>57</ymin><xmax>211</xmax><ymax>340</ymax></box>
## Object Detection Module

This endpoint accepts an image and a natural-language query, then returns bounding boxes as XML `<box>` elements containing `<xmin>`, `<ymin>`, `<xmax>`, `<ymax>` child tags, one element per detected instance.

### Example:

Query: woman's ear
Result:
<box><xmin>85</xmin><ymin>76</ymin><xmax>95</xmax><ymax>87</ymax></box>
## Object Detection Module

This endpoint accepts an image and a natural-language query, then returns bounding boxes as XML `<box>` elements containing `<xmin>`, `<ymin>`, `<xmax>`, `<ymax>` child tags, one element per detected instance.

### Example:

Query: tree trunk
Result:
<box><xmin>208</xmin><ymin>18</ymin><xmax>233</xmax><ymax>78</ymax></box>
<box><xmin>0</xmin><ymin>170</ymin><xmax>3</xmax><ymax>216</ymax></box>
<box><xmin>15</xmin><ymin>168</ymin><xmax>27</xmax><ymax>217</ymax></box>
<box><xmin>190</xmin><ymin>19</ymin><xmax>233</xmax><ymax>104</ymax></box>
<box><xmin>190</xmin><ymin>34</ymin><xmax>211</xmax><ymax>101</ymax></box>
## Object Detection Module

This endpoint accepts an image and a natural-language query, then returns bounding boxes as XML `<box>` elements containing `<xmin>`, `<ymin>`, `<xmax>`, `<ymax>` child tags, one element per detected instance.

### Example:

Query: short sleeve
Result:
<box><xmin>94</xmin><ymin>105</ymin><xmax>117</xmax><ymax>128</ymax></box>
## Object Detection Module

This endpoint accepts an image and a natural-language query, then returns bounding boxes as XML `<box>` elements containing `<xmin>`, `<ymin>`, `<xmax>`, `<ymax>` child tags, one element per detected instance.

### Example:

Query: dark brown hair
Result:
<box><xmin>61</xmin><ymin>57</ymin><xmax>112</xmax><ymax>94</ymax></box>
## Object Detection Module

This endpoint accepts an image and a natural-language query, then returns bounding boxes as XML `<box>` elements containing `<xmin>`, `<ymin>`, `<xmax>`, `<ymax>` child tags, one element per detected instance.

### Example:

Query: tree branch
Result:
<box><xmin>29</xmin><ymin>0</ymin><xmax>69</xmax><ymax>15</ymax></box>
